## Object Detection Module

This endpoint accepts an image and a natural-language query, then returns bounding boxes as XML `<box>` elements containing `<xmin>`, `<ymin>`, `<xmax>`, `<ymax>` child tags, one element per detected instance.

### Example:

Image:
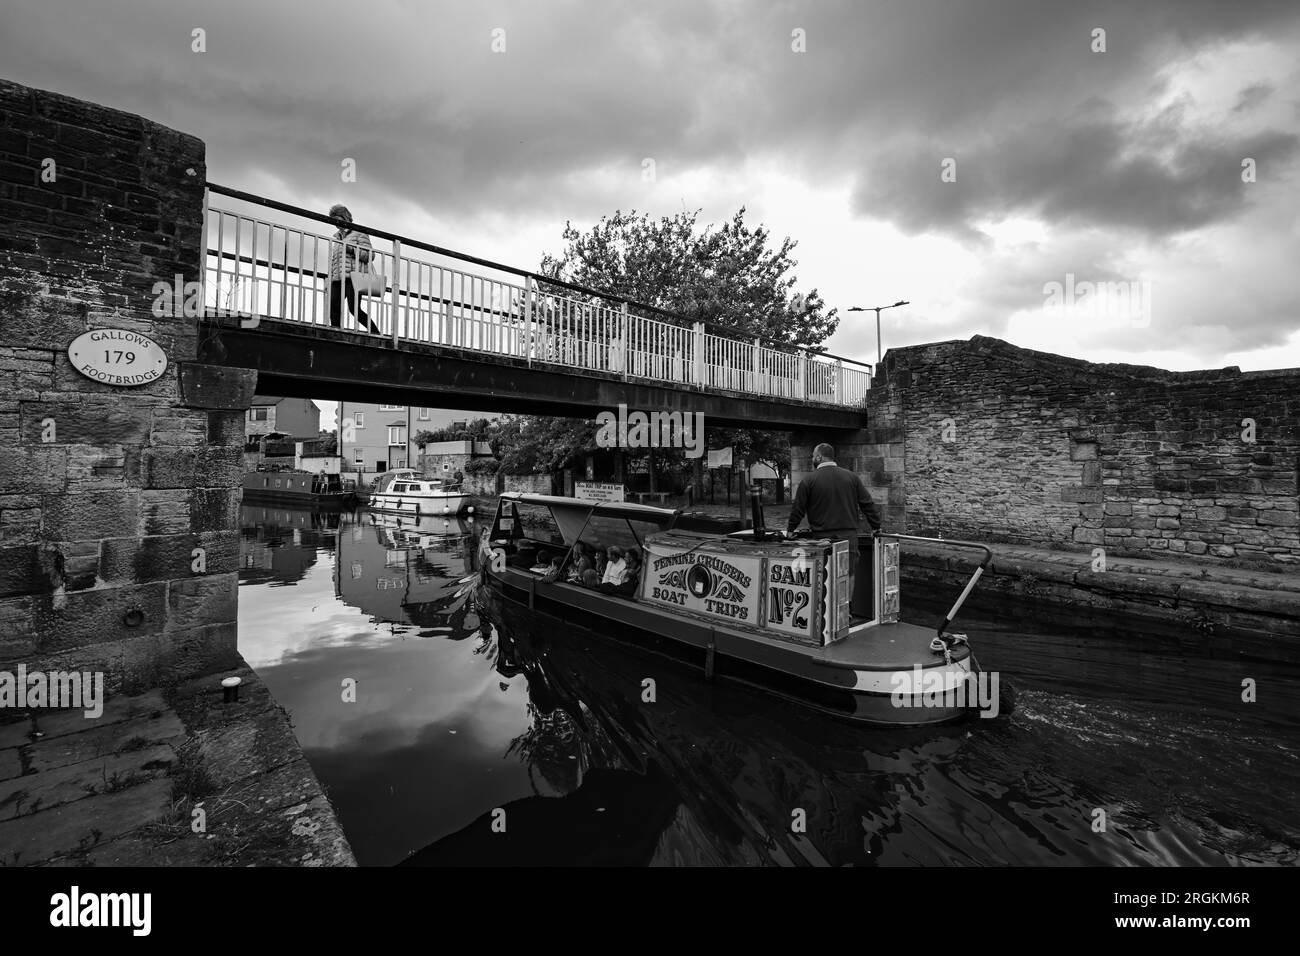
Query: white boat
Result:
<box><xmin>367</xmin><ymin>469</ymin><xmax>473</xmax><ymax>516</ymax></box>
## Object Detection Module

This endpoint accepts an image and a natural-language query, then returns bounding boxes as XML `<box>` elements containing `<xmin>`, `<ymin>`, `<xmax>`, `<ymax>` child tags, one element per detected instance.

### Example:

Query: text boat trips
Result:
<box><xmin>368</xmin><ymin>469</ymin><xmax>473</xmax><ymax>516</ymax></box>
<box><xmin>478</xmin><ymin>492</ymin><xmax>1003</xmax><ymax>726</ymax></box>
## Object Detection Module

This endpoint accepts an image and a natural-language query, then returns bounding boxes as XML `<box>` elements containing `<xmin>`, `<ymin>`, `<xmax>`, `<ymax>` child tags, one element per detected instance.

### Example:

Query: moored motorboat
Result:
<box><xmin>367</xmin><ymin>468</ymin><xmax>473</xmax><ymax>516</ymax></box>
<box><xmin>478</xmin><ymin>492</ymin><xmax>1003</xmax><ymax>726</ymax></box>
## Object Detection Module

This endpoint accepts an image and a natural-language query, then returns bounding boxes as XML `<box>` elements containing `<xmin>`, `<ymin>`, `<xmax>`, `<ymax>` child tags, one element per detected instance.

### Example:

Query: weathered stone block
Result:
<box><xmin>19</xmin><ymin>401</ymin><xmax>153</xmax><ymax>445</ymax></box>
<box><xmin>166</xmin><ymin>573</ymin><xmax>237</xmax><ymax>631</ymax></box>
<box><xmin>1258</xmin><ymin>511</ymin><xmax>1299</xmax><ymax>528</ymax></box>
<box><xmin>139</xmin><ymin>446</ymin><xmax>242</xmax><ymax>489</ymax></box>
<box><xmin>187</xmin><ymin>487</ymin><xmax>241</xmax><ymax>533</ymax></box>
<box><xmin>31</xmin><ymin>581</ymin><xmax>168</xmax><ymax>653</ymax></box>
<box><xmin>149</xmin><ymin>407</ymin><xmax>209</xmax><ymax>447</ymax></box>
<box><xmin>140</xmin><ymin>490</ymin><xmax>190</xmax><ymax>535</ymax></box>
<box><xmin>177</xmin><ymin>363</ymin><xmax>257</xmax><ymax>410</ymax></box>
<box><xmin>0</xmin><ymin>544</ymin><xmax>50</xmax><ymax>598</ymax></box>
<box><xmin>0</xmin><ymin>446</ymin><xmax>69</xmax><ymax>494</ymax></box>
<box><xmin>0</xmin><ymin>292</ymin><xmax>90</xmax><ymax>350</ymax></box>
<box><xmin>1060</xmin><ymin>486</ymin><xmax>1102</xmax><ymax>503</ymax></box>
<box><xmin>98</xmin><ymin>530</ymin><xmax>238</xmax><ymax>586</ymax></box>
<box><xmin>1069</xmin><ymin>442</ymin><xmax>1097</xmax><ymax>461</ymax></box>
<box><xmin>41</xmin><ymin>489</ymin><xmax>140</xmax><ymax>540</ymax></box>
<box><xmin>1219</xmin><ymin>477</ymin><xmax>1262</xmax><ymax>494</ymax></box>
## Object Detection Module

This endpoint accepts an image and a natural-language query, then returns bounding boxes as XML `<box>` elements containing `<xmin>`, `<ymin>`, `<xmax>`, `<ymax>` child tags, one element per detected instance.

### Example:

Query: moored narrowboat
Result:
<box><xmin>242</xmin><ymin>469</ymin><xmax>358</xmax><ymax>508</ymax></box>
<box><xmin>478</xmin><ymin>492</ymin><xmax>1004</xmax><ymax>726</ymax></box>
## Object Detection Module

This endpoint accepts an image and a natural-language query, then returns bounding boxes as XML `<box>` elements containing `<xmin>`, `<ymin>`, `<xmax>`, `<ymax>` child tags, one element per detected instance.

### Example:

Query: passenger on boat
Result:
<box><xmin>583</xmin><ymin>546</ymin><xmax>624</xmax><ymax>589</ymax></box>
<box><xmin>565</xmin><ymin>542</ymin><xmax>594</xmax><ymax>584</ymax></box>
<box><xmin>786</xmin><ymin>442</ymin><xmax>882</xmax><ymax>593</ymax></box>
<box><xmin>542</xmin><ymin>555</ymin><xmax>565</xmax><ymax>582</ymax></box>
<box><xmin>597</xmin><ymin>547</ymin><xmax>640</xmax><ymax>598</ymax></box>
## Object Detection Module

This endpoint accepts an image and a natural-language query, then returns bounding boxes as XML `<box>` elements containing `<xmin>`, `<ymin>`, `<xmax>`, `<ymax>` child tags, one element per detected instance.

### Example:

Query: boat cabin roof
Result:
<box><xmin>497</xmin><ymin>492</ymin><xmax>678</xmax><ymax>519</ymax></box>
<box><xmin>494</xmin><ymin>492</ymin><xmax>681</xmax><ymax>551</ymax></box>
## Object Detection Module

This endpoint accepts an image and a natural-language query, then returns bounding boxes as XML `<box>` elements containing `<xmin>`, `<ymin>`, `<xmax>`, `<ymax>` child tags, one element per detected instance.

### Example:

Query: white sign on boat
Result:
<box><xmin>575</xmin><ymin>481</ymin><xmax>625</xmax><ymax>502</ymax></box>
<box><xmin>67</xmin><ymin>329</ymin><xmax>168</xmax><ymax>387</ymax></box>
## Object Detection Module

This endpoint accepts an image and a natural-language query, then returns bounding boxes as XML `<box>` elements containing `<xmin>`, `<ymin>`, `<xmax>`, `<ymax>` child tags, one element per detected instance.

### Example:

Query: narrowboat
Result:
<box><xmin>367</xmin><ymin>469</ymin><xmax>473</xmax><ymax>516</ymax></box>
<box><xmin>478</xmin><ymin>492</ymin><xmax>1003</xmax><ymax>726</ymax></box>
<box><xmin>242</xmin><ymin>469</ymin><xmax>358</xmax><ymax>508</ymax></box>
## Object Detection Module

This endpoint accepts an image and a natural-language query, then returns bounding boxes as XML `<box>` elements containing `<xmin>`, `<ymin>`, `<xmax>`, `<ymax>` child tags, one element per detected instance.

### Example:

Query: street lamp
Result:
<box><xmin>848</xmin><ymin>300</ymin><xmax>909</xmax><ymax>365</ymax></box>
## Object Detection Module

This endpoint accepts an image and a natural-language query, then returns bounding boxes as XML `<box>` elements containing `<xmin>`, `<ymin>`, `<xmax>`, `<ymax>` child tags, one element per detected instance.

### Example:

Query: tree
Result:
<box><xmin>537</xmin><ymin>208</ymin><xmax>832</xmax><ymax>495</ymax></box>
<box><xmin>416</xmin><ymin>418</ymin><xmax>495</xmax><ymax>447</ymax></box>
<box><xmin>539</xmin><ymin>208</ymin><xmax>838</xmax><ymax>349</ymax></box>
<box><xmin>495</xmin><ymin>416</ymin><xmax>598</xmax><ymax>475</ymax></box>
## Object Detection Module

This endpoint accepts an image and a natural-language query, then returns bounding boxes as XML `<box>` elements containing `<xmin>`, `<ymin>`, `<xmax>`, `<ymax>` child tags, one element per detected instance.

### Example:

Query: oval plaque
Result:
<box><xmin>67</xmin><ymin>329</ymin><xmax>168</xmax><ymax>387</ymax></box>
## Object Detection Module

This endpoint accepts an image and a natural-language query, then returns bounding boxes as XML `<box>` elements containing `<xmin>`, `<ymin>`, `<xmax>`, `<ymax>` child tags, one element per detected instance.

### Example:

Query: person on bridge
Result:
<box><xmin>326</xmin><ymin>204</ymin><xmax>383</xmax><ymax>335</ymax></box>
<box><xmin>785</xmin><ymin>442</ymin><xmax>882</xmax><ymax>594</ymax></box>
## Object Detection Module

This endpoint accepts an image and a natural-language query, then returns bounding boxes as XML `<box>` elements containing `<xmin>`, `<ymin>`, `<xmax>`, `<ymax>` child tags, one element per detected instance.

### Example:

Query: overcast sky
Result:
<box><xmin>4</xmin><ymin>0</ymin><xmax>1298</xmax><ymax>430</ymax></box>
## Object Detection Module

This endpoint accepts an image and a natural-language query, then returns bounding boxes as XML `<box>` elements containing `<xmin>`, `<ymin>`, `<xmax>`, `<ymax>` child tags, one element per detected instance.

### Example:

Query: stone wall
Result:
<box><xmin>0</xmin><ymin>78</ymin><xmax>255</xmax><ymax>693</ymax></box>
<box><xmin>884</xmin><ymin>336</ymin><xmax>1299</xmax><ymax>565</ymax></box>
<box><xmin>503</xmin><ymin>473</ymin><xmax>554</xmax><ymax>496</ymax></box>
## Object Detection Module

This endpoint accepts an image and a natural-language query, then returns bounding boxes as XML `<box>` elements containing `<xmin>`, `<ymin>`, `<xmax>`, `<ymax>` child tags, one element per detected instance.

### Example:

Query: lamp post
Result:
<box><xmin>848</xmin><ymin>300</ymin><xmax>909</xmax><ymax>365</ymax></box>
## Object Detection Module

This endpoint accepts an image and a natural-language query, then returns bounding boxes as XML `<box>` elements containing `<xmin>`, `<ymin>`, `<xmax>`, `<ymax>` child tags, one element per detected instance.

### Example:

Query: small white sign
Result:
<box><xmin>68</xmin><ymin>329</ymin><xmax>167</xmax><ymax>387</ymax></box>
<box><xmin>707</xmin><ymin>446</ymin><xmax>733</xmax><ymax>469</ymax></box>
<box><xmin>575</xmin><ymin>481</ymin><xmax>625</xmax><ymax>502</ymax></box>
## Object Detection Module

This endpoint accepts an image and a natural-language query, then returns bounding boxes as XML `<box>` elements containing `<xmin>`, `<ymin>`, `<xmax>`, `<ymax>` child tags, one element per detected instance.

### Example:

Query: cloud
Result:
<box><xmin>0</xmin><ymin>0</ymin><xmax>1296</xmax><ymax>372</ymax></box>
<box><xmin>851</xmin><ymin>104</ymin><xmax>1299</xmax><ymax>239</ymax></box>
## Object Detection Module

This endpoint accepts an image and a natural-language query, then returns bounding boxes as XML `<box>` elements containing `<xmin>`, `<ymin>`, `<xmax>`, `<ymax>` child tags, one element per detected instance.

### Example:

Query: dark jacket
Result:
<box><xmin>786</xmin><ymin>464</ymin><xmax>881</xmax><ymax>534</ymax></box>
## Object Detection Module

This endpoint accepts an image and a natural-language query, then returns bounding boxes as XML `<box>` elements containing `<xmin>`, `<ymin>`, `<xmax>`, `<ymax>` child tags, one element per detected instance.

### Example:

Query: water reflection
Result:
<box><xmin>333</xmin><ymin>511</ymin><xmax>479</xmax><ymax>633</ymax></box>
<box><xmin>239</xmin><ymin>504</ymin><xmax>1300</xmax><ymax>867</ymax></box>
<box><xmin>239</xmin><ymin>504</ymin><xmax>338</xmax><ymax>585</ymax></box>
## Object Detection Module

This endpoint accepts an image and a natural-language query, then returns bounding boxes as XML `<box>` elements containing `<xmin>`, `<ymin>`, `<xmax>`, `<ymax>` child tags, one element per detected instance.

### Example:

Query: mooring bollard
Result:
<box><xmin>221</xmin><ymin>676</ymin><xmax>242</xmax><ymax>703</ymax></box>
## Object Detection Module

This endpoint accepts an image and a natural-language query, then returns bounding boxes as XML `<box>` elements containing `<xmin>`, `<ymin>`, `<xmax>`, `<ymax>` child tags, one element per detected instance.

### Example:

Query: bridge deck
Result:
<box><xmin>201</xmin><ymin>316</ymin><xmax>868</xmax><ymax>430</ymax></box>
<box><xmin>198</xmin><ymin>183</ymin><xmax>873</xmax><ymax>423</ymax></box>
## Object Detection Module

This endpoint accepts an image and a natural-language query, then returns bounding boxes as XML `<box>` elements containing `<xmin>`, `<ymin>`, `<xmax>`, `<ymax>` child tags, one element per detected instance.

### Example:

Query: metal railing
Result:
<box><xmin>201</xmin><ymin>184</ymin><xmax>873</xmax><ymax>407</ymax></box>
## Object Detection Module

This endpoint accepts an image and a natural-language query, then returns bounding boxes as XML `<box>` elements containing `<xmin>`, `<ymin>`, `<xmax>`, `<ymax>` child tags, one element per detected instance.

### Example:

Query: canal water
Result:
<box><xmin>239</xmin><ymin>504</ymin><xmax>1300</xmax><ymax>866</ymax></box>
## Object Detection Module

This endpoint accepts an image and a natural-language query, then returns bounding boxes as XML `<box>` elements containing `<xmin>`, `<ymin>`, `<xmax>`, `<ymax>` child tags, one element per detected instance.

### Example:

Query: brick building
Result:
<box><xmin>337</xmin><ymin>402</ymin><xmax>491</xmax><ymax>475</ymax></box>
<box><xmin>245</xmin><ymin>395</ymin><xmax>321</xmax><ymax>440</ymax></box>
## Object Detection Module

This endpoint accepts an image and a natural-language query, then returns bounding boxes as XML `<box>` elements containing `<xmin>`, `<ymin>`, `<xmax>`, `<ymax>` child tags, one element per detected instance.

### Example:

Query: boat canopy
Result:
<box><xmin>493</xmin><ymin>493</ymin><xmax>679</xmax><ymax>551</ymax></box>
<box><xmin>497</xmin><ymin>492</ymin><xmax>678</xmax><ymax>519</ymax></box>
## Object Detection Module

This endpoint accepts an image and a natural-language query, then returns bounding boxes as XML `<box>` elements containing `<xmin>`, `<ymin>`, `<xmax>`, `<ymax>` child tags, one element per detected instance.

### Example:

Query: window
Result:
<box><xmin>250</xmin><ymin>408</ymin><xmax>269</xmax><ymax>422</ymax></box>
<box><xmin>395</xmin><ymin>458</ymin><xmax>406</xmax><ymax>469</ymax></box>
<box><xmin>418</xmin><ymin>408</ymin><xmax>430</xmax><ymax>421</ymax></box>
<box><xmin>388</xmin><ymin>426</ymin><xmax>405</xmax><ymax>446</ymax></box>
<box><xmin>379</xmin><ymin>405</ymin><xmax>406</xmax><ymax>411</ymax></box>
<box><xmin>354</xmin><ymin>448</ymin><xmax>364</xmax><ymax>464</ymax></box>
<box><xmin>393</xmin><ymin>483</ymin><xmax>408</xmax><ymax>493</ymax></box>
<box><xmin>354</xmin><ymin>412</ymin><xmax>365</xmax><ymax>428</ymax></box>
